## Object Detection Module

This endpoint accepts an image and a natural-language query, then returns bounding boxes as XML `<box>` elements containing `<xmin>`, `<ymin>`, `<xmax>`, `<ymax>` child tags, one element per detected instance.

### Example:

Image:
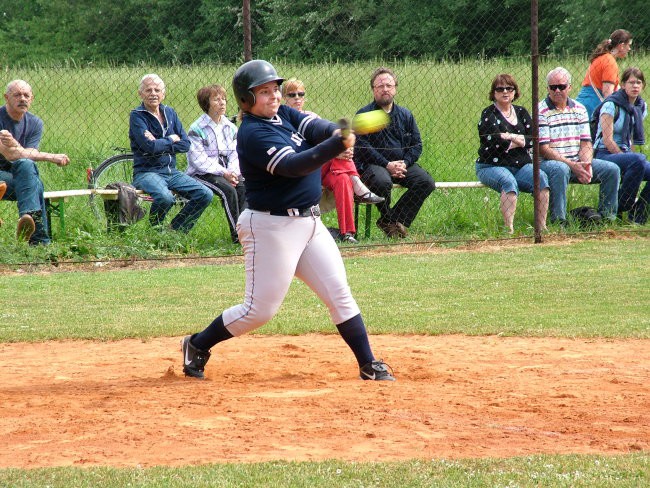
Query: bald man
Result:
<box><xmin>0</xmin><ymin>80</ymin><xmax>69</xmax><ymax>243</ymax></box>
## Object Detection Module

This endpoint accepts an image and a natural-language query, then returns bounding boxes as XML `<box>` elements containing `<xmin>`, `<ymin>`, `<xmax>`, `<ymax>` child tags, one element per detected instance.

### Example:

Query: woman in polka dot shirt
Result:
<box><xmin>475</xmin><ymin>73</ymin><xmax>550</xmax><ymax>233</ymax></box>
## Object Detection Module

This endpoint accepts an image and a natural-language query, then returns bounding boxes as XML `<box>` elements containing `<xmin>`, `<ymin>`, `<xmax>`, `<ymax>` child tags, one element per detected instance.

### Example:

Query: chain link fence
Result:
<box><xmin>0</xmin><ymin>1</ymin><xmax>648</xmax><ymax>260</ymax></box>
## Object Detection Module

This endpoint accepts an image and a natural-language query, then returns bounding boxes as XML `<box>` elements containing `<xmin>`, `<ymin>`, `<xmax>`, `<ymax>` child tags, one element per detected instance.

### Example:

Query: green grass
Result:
<box><xmin>1</xmin><ymin>454</ymin><xmax>648</xmax><ymax>487</ymax></box>
<box><xmin>1</xmin><ymin>237</ymin><xmax>649</xmax><ymax>485</ymax></box>
<box><xmin>1</xmin><ymin>238</ymin><xmax>648</xmax><ymax>342</ymax></box>
<box><xmin>2</xmin><ymin>55</ymin><xmax>649</xmax><ymax>260</ymax></box>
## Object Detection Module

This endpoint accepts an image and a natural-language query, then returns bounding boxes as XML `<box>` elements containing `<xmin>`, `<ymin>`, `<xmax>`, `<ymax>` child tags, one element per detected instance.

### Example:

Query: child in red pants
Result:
<box><xmin>321</xmin><ymin>147</ymin><xmax>384</xmax><ymax>243</ymax></box>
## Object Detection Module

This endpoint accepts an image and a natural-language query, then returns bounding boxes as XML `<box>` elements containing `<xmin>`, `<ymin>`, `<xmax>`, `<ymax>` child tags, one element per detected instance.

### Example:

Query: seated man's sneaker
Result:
<box><xmin>16</xmin><ymin>214</ymin><xmax>35</xmax><ymax>242</ymax></box>
<box><xmin>359</xmin><ymin>360</ymin><xmax>396</xmax><ymax>381</ymax></box>
<box><xmin>181</xmin><ymin>335</ymin><xmax>211</xmax><ymax>379</ymax></box>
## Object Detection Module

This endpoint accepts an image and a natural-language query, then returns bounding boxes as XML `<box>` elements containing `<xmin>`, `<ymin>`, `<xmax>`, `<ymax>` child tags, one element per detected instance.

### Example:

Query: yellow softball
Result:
<box><xmin>351</xmin><ymin>110</ymin><xmax>390</xmax><ymax>135</ymax></box>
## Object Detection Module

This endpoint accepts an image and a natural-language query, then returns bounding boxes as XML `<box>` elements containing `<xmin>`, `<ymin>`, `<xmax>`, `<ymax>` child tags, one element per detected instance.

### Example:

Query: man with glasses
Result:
<box><xmin>538</xmin><ymin>67</ymin><xmax>620</xmax><ymax>225</ymax></box>
<box><xmin>354</xmin><ymin>67</ymin><xmax>435</xmax><ymax>238</ymax></box>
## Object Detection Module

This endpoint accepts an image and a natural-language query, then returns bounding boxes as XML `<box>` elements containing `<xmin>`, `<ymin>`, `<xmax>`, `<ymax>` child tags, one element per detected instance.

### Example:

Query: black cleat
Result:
<box><xmin>359</xmin><ymin>360</ymin><xmax>396</xmax><ymax>381</ymax></box>
<box><xmin>181</xmin><ymin>335</ymin><xmax>211</xmax><ymax>379</ymax></box>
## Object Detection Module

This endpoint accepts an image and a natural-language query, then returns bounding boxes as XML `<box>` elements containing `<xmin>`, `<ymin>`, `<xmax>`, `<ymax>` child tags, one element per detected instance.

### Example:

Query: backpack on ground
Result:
<box><xmin>569</xmin><ymin>206</ymin><xmax>602</xmax><ymax>228</ymax></box>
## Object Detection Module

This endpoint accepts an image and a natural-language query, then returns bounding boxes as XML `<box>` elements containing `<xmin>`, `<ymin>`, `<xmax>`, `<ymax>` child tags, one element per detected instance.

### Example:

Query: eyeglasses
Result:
<box><xmin>373</xmin><ymin>84</ymin><xmax>395</xmax><ymax>90</ymax></box>
<box><xmin>286</xmin><ymin>92</ymin><xmax>305</xmax><ymax>98</ymax></box>
<box><xmin>548</xmin><ymin>84</ymin><xmax>568</xmax><ymax>92</ymax></box>
<box><xmin>494</xmin><ymin>86</ymin><xmax>515</xmax><ymax>93</ymax></box>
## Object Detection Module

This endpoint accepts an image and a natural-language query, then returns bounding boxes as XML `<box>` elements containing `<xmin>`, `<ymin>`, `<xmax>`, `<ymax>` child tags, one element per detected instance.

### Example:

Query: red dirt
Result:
<box><xmin>1</xmin><ymin>334</ymin><xmax>648</xmax><ymax>468</ymax></box>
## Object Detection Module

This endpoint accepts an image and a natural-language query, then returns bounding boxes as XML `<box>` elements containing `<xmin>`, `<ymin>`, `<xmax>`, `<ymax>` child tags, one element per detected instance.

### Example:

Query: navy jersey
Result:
<box><xmin>237</xmin><ymin>105</ymin><xmax>344</xmax><ymax>211</ymax></box>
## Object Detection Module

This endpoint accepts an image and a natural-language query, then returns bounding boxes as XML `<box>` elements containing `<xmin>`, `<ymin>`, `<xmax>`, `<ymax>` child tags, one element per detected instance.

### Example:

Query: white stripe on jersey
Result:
<box><xmin>297</xmin><ymin>114</ymin><xmax>317</xmax><ymax>134</ymax></box>
<box><xmin>266</xmin><ymin>146</ymin><xmax>295</xmax><ymax>174</ymax></box>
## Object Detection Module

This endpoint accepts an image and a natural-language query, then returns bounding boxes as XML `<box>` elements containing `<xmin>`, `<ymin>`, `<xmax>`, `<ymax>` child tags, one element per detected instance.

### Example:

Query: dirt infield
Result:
<box><xmin>1</xmin><ymin>334</ymin><xmax>648</xmax><ymax>468</ymax></box>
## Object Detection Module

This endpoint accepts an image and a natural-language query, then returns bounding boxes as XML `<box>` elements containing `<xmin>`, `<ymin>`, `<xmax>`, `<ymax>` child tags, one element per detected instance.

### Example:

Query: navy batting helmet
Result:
<box><xmin>232</xmin><ymin>60</ymin><xmax>284</xmax><ymax>111</ymax></box>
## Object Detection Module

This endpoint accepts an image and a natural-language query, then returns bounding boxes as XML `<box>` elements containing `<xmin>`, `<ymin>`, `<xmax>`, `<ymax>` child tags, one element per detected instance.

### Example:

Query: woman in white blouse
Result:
<box><xmin>187</xmin><ymin>85</ymin><xmax>246</xmax><ymax>243</ymax></box>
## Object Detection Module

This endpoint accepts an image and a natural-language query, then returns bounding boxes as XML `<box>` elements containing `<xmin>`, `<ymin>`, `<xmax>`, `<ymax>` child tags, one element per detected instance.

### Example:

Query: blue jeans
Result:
<box><xmin>629</xmin><ymin>160</ymin><xmax>650</xmax><ymax>224</ymax></box>
<box><xmin>0</xmin><ymin>158</ymin><xmax>50</xmax><ymax>244</ymax></box>
<box><xmin>540</xmin><ymin>158</ymin><xmax>620</xmax><ymax>221</ymax></box>
<box><xmin>594</xmin><ymin>149</ymin><xmax>647</xmax><ymax>213</ymax></box>
<box><xmin>133</xmin><ymin>170</ymin><xmax>213</xmax><ymax>232</ymax></box>
<box><xmin>476</xmin><ymin>162</ymin><xmax>549</xmax><ymax>195</ymax></box>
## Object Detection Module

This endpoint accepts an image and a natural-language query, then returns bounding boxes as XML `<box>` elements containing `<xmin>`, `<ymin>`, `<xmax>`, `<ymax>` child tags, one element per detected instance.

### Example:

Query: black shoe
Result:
<box><xmin>181</xmin><ymin>335</ymin><xmax>211</xmax><ymax>379</ymax></box>
<box><xmin>339</xmin><ymin>233</ymin><xmax>359</xmax><ymax>244</ymax></box>
<box><xmin>359</xmin><ymin>360</ymin><xmax>396</xmax><ymax>381</ymax></box>
<box><xmin>326</xmin><ymin>226</ymin><xmax>341</xmax><ymax>240</ymax></box>
<box><xmin>354</xmin><ymin>192</ymin><xmax>385</xmax><ymax>204</ymax></box>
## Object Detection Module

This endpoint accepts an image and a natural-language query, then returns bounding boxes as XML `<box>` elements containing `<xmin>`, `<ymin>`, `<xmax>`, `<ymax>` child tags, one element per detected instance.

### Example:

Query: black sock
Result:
<box><xmin>191</xmin><ymin>314</ymin><xmax>233</xmax><ymax>351</ymax></box>
<box><xmin>336</xmin><ymin>314</ymin><xmax>374</xmax><ymax>367</ymax></box>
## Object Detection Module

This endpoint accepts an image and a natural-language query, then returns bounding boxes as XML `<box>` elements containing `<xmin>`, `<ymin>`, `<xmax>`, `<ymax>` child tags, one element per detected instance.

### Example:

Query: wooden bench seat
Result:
<box><xmin>43</xmin><ymin>188</ymin><xmax>148</xmax><ymax>236</ymax></box>
<box><xmin>354</xmin><ymin>181</ymin><xmax>486</xmax><ymax>238</ymax></box>
<box><xmin>39</xmin><ymin>182</ymin><xmax>488</xmax><ymax>239</ymax></box>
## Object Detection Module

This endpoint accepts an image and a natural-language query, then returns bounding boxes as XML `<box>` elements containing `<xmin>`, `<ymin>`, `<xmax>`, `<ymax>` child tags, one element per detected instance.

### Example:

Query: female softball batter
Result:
<box><xmin>182</xmin><ymin>60</ymin><xmax>395</xmax><ymax>381</ymax></box>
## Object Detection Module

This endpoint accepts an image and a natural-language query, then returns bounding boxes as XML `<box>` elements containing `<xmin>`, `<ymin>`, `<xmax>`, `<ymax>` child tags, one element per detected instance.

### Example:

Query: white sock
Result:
<box><xmin>351</xmin><ymin>175</ymin><xmax>371</xmax><ymax>197</ymax></box>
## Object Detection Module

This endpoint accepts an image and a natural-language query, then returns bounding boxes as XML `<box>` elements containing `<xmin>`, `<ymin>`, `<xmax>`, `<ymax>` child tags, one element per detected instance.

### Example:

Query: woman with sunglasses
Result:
<box><xmin>576</xmin><ymin>29</ymin><xmax>633</xmax><ymax>118</ymax></box>
<box><xmin>281</xmin><ymin>78</ymin><xmax>312</xmax><ymax>114</ymax></box>
<box><xmin>282</xmin><ymin>78</ymin><xmax>384</xmax><ymax>243</ymax></box>
<box><xmin>476</xmin><ymin>74</ymin><xmax>550</xmax><ymax>233</ymax></box>
<box><xmin>593</xmin><ymin>67</ymin><xmax>650</xmax><ymax>224</ymax></box>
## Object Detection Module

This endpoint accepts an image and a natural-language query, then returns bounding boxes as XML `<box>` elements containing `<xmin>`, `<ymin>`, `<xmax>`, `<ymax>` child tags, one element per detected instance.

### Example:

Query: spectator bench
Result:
<box><xmin>353</xmin><ymin>181</ymin><xmax>487</xmax><ymax>239</ymax></box>
<box><xmin>43</xmin><ymin>188</ymin><xmax>147</xmax><ymax>236</ymax></box>
<box><xmin>38</xmin><ymin>181</ymin><xmax>488</xmax><ymax>239</ymax></box>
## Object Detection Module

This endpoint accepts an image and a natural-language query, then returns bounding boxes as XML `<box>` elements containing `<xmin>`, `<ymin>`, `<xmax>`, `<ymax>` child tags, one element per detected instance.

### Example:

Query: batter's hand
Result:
<box><xmin>333</xmin><ymin>128</ymin><xmax>355</xmax><ymax>149</ymax></box>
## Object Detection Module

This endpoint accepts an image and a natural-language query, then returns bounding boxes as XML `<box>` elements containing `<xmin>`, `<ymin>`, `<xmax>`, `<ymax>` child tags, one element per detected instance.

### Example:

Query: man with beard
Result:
<box><xmin>0</xmin><ymin>79</ymin><xmax>69</xmax><ymax>243</ymax></box>
<box><xmin>354</xmin><ymin>67</ymin><xmax>435</xmax><ymax>238</ymax></box>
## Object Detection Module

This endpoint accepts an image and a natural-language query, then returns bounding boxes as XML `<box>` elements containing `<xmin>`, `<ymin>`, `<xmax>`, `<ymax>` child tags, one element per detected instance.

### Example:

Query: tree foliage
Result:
<box><xmin>549</xmin><ymin>0</ymin><xmax>649</xmax><ymax>55</ymax></box>
<box><xmin>0</xmin><ymin>0</ymin><xmax>646</xmax><ymax>66</ymax></box>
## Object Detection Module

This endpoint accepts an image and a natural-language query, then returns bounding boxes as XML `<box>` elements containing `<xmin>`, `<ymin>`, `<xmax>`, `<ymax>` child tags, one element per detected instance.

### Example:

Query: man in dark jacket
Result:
<box><xmin>129</xmin><ymin>74</ymin><xmax>212</xmax><ymax>232</ymax></box>
<box><xmin>354</xmin><ymin>67</ymin><xmax>435</xmax><ymax>238</ymax></box>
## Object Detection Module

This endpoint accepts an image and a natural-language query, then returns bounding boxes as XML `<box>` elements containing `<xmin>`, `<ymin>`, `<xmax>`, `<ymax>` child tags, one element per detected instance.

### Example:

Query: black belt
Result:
<box><xmin>264</xmin><ymin>204</ymin><xmax>321</xmax><ymax>217</ymax></box>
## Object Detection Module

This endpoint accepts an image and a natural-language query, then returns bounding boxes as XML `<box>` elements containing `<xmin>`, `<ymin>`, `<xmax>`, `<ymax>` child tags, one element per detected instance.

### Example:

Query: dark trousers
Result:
<box><xmin>360</xmin><ymin>163</ymin><xmax>435</xmax><ymax>227</ymax></box>
<box><xmin>193</xmin><ymin>174</ymin><xmax>247</xmax><ymax>241</ymax></box>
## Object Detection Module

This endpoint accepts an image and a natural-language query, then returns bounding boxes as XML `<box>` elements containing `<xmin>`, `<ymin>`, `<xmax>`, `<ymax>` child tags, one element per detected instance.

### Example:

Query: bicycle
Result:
<box><xmin>86</xmin><ymin>148</ymin><xmax>152</xmax><ymax>228</ymax></box>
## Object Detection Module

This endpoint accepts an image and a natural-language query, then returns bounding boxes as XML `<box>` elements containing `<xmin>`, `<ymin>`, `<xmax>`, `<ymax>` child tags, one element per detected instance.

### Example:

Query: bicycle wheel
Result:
<box><xmin>88</xmin><ymin>153</ymin><xmax>150</xmax><ymax>228</ymax></box>
<box><xmin>89</xmin><ymin>153</ymin><xmax>135</xmax><ymax>190</ymax></box>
